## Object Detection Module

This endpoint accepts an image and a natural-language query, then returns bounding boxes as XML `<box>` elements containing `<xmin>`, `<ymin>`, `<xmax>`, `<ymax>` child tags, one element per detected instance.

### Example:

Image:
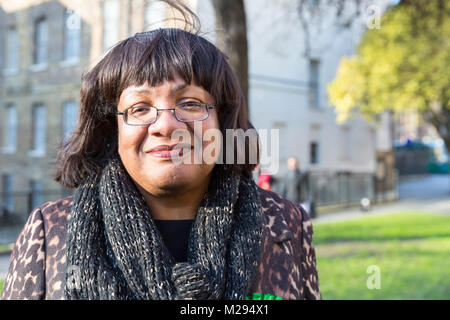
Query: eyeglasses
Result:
<box><xmin>117</xmin><ymin>102</ymin><xmax>216</xmax><ymax>126</ymax></box>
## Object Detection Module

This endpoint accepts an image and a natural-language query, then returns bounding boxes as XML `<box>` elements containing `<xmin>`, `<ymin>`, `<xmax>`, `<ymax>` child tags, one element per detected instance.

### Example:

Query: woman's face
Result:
<box><xmin>117</xmin><ymin>73</ymin><xmax>220</xmax><ymax>197</ymax></box>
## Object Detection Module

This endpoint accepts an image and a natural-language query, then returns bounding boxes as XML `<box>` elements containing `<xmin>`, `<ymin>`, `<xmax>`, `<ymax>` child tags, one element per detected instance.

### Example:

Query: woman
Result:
<box><xmin>1</xmin><ymin>28</ymin><xmax>321</xmax><ymax>300</ymax></box>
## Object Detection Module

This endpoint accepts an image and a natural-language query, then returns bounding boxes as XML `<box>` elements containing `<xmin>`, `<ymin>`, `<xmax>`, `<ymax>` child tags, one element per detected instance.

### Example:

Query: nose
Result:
<box><xmin>147</xmin><ymin>107</ymin><xmax>186</xmax><ymax>137</ymax></box>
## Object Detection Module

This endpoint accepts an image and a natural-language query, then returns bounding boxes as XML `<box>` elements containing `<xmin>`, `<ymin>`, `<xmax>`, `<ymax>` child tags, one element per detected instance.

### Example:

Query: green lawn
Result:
<box><xmin>0</xmin><ymin>280</ymin><xmax>3</xmax><ymax>296</ymax></box>
<box><xmin>314</xmin><ymin>212</ymin><xmax>450</xmax><ymax>299</ymax></box>
<box><xmin>0</xmin><ymin>243</ymin><xmax>13</xmax><ymax>254</ymax></box>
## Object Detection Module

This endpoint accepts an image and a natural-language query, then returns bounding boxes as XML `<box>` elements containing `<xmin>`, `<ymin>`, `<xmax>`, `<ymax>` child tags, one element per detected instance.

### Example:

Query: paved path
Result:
<box><xmin>313</xmin><ymin>174</ymin><xmax>450</xmax><ymax>225</ymax></box>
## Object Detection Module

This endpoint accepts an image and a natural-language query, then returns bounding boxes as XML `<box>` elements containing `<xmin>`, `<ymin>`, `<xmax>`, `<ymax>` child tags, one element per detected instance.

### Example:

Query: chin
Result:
<box><xmin>141</xmin><ymin>165</ymin><xmax>200</xmax><ymax>195</ymax></box>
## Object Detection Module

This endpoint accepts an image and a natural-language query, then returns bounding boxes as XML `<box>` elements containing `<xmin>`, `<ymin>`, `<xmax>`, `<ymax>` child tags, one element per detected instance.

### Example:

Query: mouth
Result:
<box><xmin>146</xmin><ymin>143</ymin><xmax>193</xmax><ymax>160</ymax></box>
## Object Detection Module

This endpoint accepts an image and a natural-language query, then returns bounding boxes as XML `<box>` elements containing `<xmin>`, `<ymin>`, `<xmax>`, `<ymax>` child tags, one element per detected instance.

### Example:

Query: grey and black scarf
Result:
<box><xmin>64</xmin><ymin>156</ymin><xmax>264</xmax><ymax>300</ymax></box>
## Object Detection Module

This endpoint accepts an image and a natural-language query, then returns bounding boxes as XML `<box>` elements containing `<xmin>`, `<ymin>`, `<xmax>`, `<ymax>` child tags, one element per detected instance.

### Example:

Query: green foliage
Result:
<box><xmin>328</xmin><ymin>1</ymin><xmax>450</xmax><ymax>127</ymax></box>
<box><xmin>314</xmin><ymin>212</ymin><xmax>450</xmax><ymax>299</ymax></box>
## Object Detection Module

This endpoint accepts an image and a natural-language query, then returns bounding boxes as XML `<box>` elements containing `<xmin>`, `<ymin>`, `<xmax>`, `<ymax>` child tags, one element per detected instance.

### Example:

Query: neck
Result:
<box><xmin>137</xmin><ymin>175</ymin><xmax>212</xmax><ymax>220</ymax></box>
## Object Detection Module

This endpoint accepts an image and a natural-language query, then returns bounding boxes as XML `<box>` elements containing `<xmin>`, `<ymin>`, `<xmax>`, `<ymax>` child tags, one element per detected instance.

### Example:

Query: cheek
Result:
<box><xmin>198</xmin><ymin>112</ymin><xmax>221</xmax><ymax>161</ymax></box>
<box><xmin>188</xmin><ymin>111</ymin><xmax>220</xmax><ymax>141</ymax></box>
<box><xmin>118</xmin><ymin>122</ymin><xmax>147</xmax><ymax>153</ymax></box>
<box><xmin>202</xmin><ymin>110</ymin><xmax>220</xmax><ymax>135</ymax></box>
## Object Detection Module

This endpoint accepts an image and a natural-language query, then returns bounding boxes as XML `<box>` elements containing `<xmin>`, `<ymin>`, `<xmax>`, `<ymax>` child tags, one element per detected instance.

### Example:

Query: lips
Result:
<box><xmin>147</xmin><ymin>143</ymin><xmax>179</xmax><ymax>153</ymax></box>
<box><xmin>146</xmin><ymin>143</ymin><xmax>193</xmax><ymax>159</ymax></box>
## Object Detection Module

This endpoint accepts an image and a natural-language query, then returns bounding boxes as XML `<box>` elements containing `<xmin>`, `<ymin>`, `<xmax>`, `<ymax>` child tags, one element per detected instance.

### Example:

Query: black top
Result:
<box><xmin>153</xmin><ymin>219</ymin><xmax>195</xmax><ymax>263</ymax></box>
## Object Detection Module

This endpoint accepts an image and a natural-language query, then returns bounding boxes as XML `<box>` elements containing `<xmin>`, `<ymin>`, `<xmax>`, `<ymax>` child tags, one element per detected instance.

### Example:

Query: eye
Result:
<box><xmin>129</xmin><ymin>104</ymin><xmax>151</xmax><ymax>115</ymax></box>
<box><xmin>177</xmin><ymin>101</ymin><xmax>203</xmax><ymax>110</ymax></box>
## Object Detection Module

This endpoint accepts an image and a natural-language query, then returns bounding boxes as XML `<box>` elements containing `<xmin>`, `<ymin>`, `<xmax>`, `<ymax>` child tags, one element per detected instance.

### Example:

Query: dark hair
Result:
<box><xmin>54</xmin><ymin>28</ymin><xmax>260</xmax><ymax>189</ymax></box>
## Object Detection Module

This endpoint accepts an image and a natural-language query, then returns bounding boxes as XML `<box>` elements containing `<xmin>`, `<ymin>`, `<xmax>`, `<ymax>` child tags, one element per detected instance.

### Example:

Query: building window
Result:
<box><xmin>5</xmin><ymin>26</ymin><xmax>18</xmax><ymax>72</ymax></box>
<box><xmin>310</xmin><ymin>142</ymin><xmax>319</xmax><ymax>164</ymax></box>
<box><xmin>102</xmin><ymin>0</ymin><xmax>120</xmax><ymax>51</ymax></box>
<box><xmin>308</xmin><ymin>59</ymin><xmax>320</xmax><ymax>108</ymax></box>
<box><xmin>1</xmin><ymin>174</ymin><xmax>14</xmax><ymax>213</ymax></box>
<box><xmin>63</xmin><ymin>9</ymin><xmax>81</xmax><ymax>61</ymax></box>
<box><xmin>63</xmin><ymin>101</ymin><xmax>78</xmax><ymax>140</ymax></box>
<box><xmin>144</xmin><ymin>1</ymin><xmax>166</xmax><ymax>30</ymax></box>
<box><xmin>34</xmin><ymin>17</ymin><xmax>48</xmax><ymax>65</ymax></box>
<box><xmin>30</xmin><ymin>180</ymin><xmax>43</xmax><ymax>210</ymax></box>
<box><xmin>30</xmin><ymin>104</ymin><xmax>46</xmax><ymax>156</ymax></box>
<box><xmin>2</xmin><ymin>104</ymin><xmax>18</xmax><ymax>153</ymax></box>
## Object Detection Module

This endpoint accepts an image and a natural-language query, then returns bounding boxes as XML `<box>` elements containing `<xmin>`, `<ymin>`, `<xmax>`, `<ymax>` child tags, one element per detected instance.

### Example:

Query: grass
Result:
<box><xmin>313</xmin><ymin>212</ymin><xmax>450</xmax><ymax>299</ymax></box>
<box><xmin>0</xmin><ymin>243</ymin><xmax>13</xmax><ymax>254</ymax></box>
<box><xmin>0</xmin><ymin>280</ymin><xmax>3</xmax><ymax>296</ymax></box>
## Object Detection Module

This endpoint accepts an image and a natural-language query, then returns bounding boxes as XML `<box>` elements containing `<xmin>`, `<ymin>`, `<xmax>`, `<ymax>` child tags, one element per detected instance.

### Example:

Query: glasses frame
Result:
<box><xmin>117</xmin><ymin>102</ymin><xmax>216</xmax><ymax>126</ymax></box>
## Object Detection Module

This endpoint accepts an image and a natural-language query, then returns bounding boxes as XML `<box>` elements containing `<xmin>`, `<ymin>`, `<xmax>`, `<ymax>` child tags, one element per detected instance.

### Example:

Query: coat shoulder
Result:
<box><xmin>40</xmin><ymin>196</ymin><xmax>73</xmax><ymax>300</ymax></box>
<box><xmin>40</xmin><ymin>196</ymin><xmax>73</xmax><ymax>219</ymax></box>
<box><xmin>37</xmin><ymin>195</ymin><xmax>73</xmax><ymax>241</ymax></box>
<box><xmin>0</xmin><ymin>196</ymin><xmax>74</xmax><ymax>300</ymax></box>
<box><xmin>257</xmin><ymin>187</ymin><xmax>309</xmax><ymax>242</ymax></box>
<box><xmin>1</xmin><ymin>205</ymin><xmax>46</xmax><ymax>299</ymax></box>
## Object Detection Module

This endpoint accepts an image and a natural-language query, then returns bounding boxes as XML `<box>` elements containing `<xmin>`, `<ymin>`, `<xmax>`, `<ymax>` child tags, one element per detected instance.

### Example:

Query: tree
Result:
<box><xmin>210</xmin><ymin>0</ymin><xmax>384</xmax><ymax>114</ymax></box>
<box><xmin>328</xmin><ymin>1</ymin><xmax>450</xmax><ymax>150</ymax></box>
<box><xmin>211</xmin><ymin>0</ymin><xmax>248</xmax><ymax>111</ymax></box>
<box><xmin>210</xmin><ymin>0</ymin><xmax>367</xmax><ymax>109</ymax></box>
<box><xmin>295</xmin><ymin>0</ymin><xmax>366</xmax><ymax>58</ymax></box>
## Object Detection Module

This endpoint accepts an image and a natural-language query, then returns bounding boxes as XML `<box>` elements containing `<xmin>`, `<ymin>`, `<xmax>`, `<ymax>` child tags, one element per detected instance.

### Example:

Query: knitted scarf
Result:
<box><xmin>64</xmin><ymin>156</ymin><xmax>264</xmax><ymax>300</ymax></box>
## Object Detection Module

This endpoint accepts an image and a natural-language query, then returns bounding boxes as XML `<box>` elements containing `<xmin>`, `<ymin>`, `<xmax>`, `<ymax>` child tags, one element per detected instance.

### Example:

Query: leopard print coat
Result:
<box><xmin>1</xmin><ymin>188</ymin><xmax>321</xmax><ymax>300</ymax></box>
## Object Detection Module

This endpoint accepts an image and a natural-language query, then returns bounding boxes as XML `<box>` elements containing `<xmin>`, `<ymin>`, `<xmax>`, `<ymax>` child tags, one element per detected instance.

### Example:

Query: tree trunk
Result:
<box><xmin>424</xmin><ymin>108</ymin><xmax>450</xmax><ymax>153</ymax></box>
<box><xmin>211</xmin><ymin>0</ymin><xmax>249</xmax><ymax>112</ymax></box>
<box><xmin>444</xmin><ymin>138</ymin><xmax>450</xmax><ymax>154</ymax></box>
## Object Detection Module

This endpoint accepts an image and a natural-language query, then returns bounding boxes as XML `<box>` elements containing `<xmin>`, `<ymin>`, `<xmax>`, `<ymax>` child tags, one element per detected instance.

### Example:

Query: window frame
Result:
<box><xmin>4</xmin><ymin>25</ymin><xmax>19</xmax><ymax>74</ymax></box>
<box><xmin>33</xmin><ymin>16</ymin><xmax>49</xmax><ymax>67</ymax></box>
<box><xmin>63</xmin><ymin>9</ymin><xmax>81</xmax><ymax>63</ymax></box>
<box><xmin>29</xmin><ymin>103</ymin><xmax>47</xmax><ymax>157</ymax></box>
<box><xmin>2</xmin><ymin>103</ymin><xmax>18</xmax><ymax>154</ymax></box>
<box><xmin>62</xmin><ymin>100</ymin><xmax>78</xmax><ymax>140</ymax></box>
<box><xmin>308</xmin><ymin>59</ymin><xmax>320</xmax><ymax>109</ymax></box>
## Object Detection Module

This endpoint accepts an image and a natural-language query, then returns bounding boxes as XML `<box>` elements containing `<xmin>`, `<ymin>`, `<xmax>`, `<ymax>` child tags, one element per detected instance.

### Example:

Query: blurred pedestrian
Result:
<box><xmin>282</xmin><ymin>157</ymin><xmax>305</xmax><ymax>204</ymax></box>
<box><xmin>281</xmin><ymin>157</ymin><xmax>316</xmax><ymax>217</ymax></box>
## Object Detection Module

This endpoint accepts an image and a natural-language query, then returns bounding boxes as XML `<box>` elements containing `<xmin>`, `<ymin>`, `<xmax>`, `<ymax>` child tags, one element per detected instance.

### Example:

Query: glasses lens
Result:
<box><xmin>127</xmin><ymin>106</ymin><xmax>157</xmax><ymax>125</ymax></box>
<box><xmin>175</xmin><ymin>103</ymin><xmax>208</xmax><ymax>121</ymax></box>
